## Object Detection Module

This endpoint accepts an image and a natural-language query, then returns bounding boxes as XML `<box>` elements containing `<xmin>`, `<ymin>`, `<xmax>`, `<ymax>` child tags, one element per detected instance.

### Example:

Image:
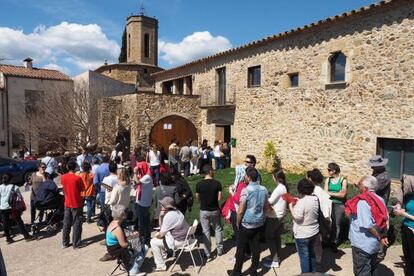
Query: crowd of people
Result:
<box><xmin>1</xmin><ymin>138</ymin><xmax>414</xmax><ymax>276</ymax></box>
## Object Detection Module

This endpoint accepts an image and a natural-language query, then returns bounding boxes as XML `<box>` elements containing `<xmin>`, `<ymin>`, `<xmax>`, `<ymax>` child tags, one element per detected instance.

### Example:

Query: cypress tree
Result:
<box><xmin>118</xmin><ymin>27</ymin><xmax>127</xmax><ymax>63</ymax></box>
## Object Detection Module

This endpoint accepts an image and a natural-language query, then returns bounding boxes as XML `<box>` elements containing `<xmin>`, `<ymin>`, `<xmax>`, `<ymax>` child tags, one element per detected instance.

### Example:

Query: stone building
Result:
<box><xmin>0</xmin><ymin>58</ymin><xmax>73</xmax><ymax>156</ymax></box>
<box><xmin>95</xmin><ymin>14</ymin><xmax>163</xmax><ymax>88</ymax></box>
<box><xmin>145</xmin><ymin>0</ymin><xmax>414</xmax><ymax>180</ymax></box>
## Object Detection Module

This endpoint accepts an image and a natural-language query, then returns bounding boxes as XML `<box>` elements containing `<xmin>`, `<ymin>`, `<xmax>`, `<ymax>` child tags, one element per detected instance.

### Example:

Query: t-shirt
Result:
<box><xmin>80</xmin><ymin>172</ymin><xmax>94</xmax><ymax>197</ymax></box>
<box><xmin>136</xmin><ymin>174</ymin><xmax>153</xmax><ymax>207</ymax></box>
<box><xmin>179</xmin><ymin>146</ymin><xmax>192</xmax><ymax>162</ymax></box>
<box><xmin>403</xmin><ymin>195</ymin><xmax>414</xmax><ymax>229</ymax></box>
<box><xmin>61</xmin><ymin>173</ymin><xmax>83</xmax><ymax>208</ymax></box>
<box><xmin>292</xmin><ymin>195</ymin><xmax>319</xmax><ymax>239</ymax></box>
<box><xmin>160</xmin><ymin>210</ymin><xmax>189</xmax><ymax>243</ymax></box>
<box><xmin>41</xmin><ymin>156</ymin><xmax>57</xmax><ymax>174</ymax></box>
<box><xmin>268</xmin><ymin>184</ymin><xmax>287</xmax><ymax>219</ymax></box>
<box><xmin>196</xmin><ymin>179</ymin><xmax>222</xmax><ymax>211</ymax></box>
<box><xmin>102</xmin><ymin>174</ymin><xmax>118</xmax><ymax>205</ymax></box>
<box><xmin>148</xmin><ymin>150</ymin><xmax>160</xmax><ymax>166</ymax></box>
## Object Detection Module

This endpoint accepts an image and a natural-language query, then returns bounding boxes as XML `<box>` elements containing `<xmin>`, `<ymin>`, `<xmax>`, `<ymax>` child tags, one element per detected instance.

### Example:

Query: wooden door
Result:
<box><xmin>149</xmin><ymin>115</ymin><xmax>198</xmax><ymax>151</ymax></box>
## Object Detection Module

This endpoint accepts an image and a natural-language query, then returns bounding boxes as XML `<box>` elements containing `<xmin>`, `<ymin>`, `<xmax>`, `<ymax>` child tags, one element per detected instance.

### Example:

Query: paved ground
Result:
<box><xmin>0</xmin><ymin>190</ymin><xmax>405</xmax><ymax>276</ymax></box>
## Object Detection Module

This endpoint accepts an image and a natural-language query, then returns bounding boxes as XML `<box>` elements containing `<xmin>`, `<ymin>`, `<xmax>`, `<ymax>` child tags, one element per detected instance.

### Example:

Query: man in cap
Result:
<box><xmin>150</xmin><ymin>196</ymin><xmax>189</xmax><ymax>272</ymax></box>
<box><xmin>369</xmin><ymin>155</ymin><xmax>392</xmax><ymax>205</ymax></box>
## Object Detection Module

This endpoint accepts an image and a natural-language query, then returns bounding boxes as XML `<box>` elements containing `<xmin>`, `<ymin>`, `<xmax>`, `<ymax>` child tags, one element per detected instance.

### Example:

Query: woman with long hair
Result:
<box><xmin>263</xmin><ymin>170</ymin><xmax>288</xmax><ymax>268</ymax></box>
<box><xmin>171</xmin><ymin>167</ymin><xmax>193</xmax><ymax>215</ymax></box>
<box><xmin>324</xmin><ymin>162</ymin><xmax>347</xmax><ymax>251</ymax></box>
<box><xmin>109</xmin><ymin>167</ymin><xmax>131</xmax><ymax>212</ymax></box>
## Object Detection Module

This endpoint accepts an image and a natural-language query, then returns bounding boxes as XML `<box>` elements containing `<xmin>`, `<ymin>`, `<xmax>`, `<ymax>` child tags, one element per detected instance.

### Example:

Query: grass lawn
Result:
<box><xmin>183</xmin><ymin>168</ymin><xmax>402</xmax><ymax>247</ymax></box>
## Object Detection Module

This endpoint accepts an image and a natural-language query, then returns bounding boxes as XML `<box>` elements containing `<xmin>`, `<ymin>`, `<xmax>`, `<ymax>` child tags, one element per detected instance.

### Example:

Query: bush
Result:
<box><xmin>263</xmin><ymin>141</ymin><xmax>282</xmax><ymax>172</ymax></box>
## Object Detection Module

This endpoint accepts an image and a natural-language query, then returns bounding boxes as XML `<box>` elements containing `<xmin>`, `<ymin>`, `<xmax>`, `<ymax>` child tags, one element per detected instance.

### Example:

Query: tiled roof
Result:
<box><xmin>0</xmin><ymin>64</ymin><xmax>72</xmax><ymax>81</ymax></box>
<box><xmin>153</xmin><ymin>0</ymin><xmax>399</xmax><ymax>78</ymax></box>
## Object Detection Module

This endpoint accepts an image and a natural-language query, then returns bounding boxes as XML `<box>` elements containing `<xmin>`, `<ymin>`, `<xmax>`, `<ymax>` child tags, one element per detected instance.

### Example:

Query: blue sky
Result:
<box><xmin>0</xmin><ymin>0</ymin><xmax>378</xmax><ymax>76</ymax></box>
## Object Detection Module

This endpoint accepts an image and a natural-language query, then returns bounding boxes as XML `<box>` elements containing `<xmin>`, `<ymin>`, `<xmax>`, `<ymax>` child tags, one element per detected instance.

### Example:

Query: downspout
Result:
<box><xmin>4</xmin><ymin>77</ymin><xmax>10</xmax><ymax>157</ymax></box>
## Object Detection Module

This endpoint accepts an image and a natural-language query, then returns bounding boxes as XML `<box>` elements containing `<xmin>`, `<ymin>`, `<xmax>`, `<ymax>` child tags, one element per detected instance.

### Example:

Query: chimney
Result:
<box><xmin>23</xmin><ymin>57</ymin><xmax>33</xmax><ymax>69</ymax></box>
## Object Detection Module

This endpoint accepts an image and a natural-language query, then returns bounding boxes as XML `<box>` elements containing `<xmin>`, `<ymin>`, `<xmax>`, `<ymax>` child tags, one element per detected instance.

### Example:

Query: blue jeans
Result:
<box><xmin>150</xmin><ymin>165</ymin><xmax>160</xmax><ymax>186</ymax></box>
<box><xmin>99</xmin><ymin>191</ymin><xmax>105</xmax><ymax>211</ymax></box>
<box><xmin>295</xmin><ymin>234</ymin><xmax>317</xmax><ymax>273</ymax></box>
<box><xmin>84</xmin><ymin>197</ymin><xmax>95</xmax><ymax>221</ymax></box>
<box><xmin>135</xmin><ymin>204</ymin><xmax>150</xmax><ymax>245</ymax></box>
<box><xmin>214</xmin><ymin>157</ymin><xmax>222</xmax><ymax>170</ymax></box>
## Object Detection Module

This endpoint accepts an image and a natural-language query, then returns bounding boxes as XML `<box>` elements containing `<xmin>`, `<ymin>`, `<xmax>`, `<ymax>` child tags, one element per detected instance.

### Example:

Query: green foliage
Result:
<box><xmin>183</xmin><ymin>168</ymin><xmax>403</xmax><ymax>247</ymax></box>
<box><xmin>118</xmin><ymin>27</ymin><xmax>127</xmax><ymax>63</ymax></box>
<box><xmin>263</xmin><ymin>141</ymin><xmax>282</xmax><ymax>172</ymax></box>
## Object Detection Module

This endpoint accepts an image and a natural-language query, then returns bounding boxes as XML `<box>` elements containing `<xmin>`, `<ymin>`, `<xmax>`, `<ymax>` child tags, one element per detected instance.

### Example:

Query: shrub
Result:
<box><xmin>263</xmin><ymin>140</ymin><xmax>282</xmax><ymax>172</ymax></box>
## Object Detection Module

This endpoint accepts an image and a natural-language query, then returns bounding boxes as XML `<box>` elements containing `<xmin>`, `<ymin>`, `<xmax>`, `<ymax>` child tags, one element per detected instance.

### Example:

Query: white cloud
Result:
<box><xmin>43</xmin><ymin>63</ymin><xmax>70</xmax><ymax>75</ymax></box>
<box><xmin>159</xmin><ymin>31</ymin><xmax>232</xmax><ymax>66</ymax></box>
<box><xmin>0</xmin><ymin>22</ymin><xmax>120</xmax><ymax>74</ymax></box>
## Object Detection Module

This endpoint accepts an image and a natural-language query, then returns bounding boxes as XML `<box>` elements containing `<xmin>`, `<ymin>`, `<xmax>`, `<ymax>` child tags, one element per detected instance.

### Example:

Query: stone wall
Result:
<box><xmin>153</xmin><ymin>1</ymin><xmax>414</xmax><ymax>181</ymax></box>
<box><xmin>96</xmin><ymin>64</ymin><xmax>162</xmax><ymax>86</ymax></box>
<box><xmin>98</xmin><ymin>93</ymin><xmax>200</xmax><ymax>150</ymax></box>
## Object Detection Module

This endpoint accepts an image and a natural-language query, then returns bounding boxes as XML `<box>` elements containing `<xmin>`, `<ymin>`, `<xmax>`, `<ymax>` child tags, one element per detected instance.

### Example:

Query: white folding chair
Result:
<box><xmin>169</xmin><ymin>219</ymin><xmax>204</xmax><ymax>274</ymax></box>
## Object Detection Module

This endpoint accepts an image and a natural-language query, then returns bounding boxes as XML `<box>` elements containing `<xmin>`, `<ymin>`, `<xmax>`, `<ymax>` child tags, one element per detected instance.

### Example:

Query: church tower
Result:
<box><xmin>126</xmin><ymin>13</ymin><xmax>158</xmax><ymax>66</ymax></box>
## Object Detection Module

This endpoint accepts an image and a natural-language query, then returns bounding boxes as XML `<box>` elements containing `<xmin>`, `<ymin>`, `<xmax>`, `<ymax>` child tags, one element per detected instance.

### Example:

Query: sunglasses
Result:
<box><xmin>327</xmin><ymin>169</ymin><xmax>333</xmax><ymax>172</ymax></box>
<box><xmin>245</xmin><ymin>160</ymin><xmax>252</xmax><ymax>164</ymax></box>
<box><xmin>41</xmin><ymin>167</ymin><xmax>46</xmax><ymax>169</ymax></box>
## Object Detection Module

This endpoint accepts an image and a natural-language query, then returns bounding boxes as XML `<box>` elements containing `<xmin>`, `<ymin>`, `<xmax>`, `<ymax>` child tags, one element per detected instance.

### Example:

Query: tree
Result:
<box><xmin>118</xmin><ymin>27</ymin><xmax>127</xmax><ymax>63</ymax></box>
<box><xmin>15</xmin><ymin>81</ymin><xmax>92</xmax><ymax>154</ymax></box>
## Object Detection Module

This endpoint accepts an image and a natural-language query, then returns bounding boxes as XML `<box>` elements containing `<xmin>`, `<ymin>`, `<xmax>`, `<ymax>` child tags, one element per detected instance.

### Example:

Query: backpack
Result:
<box><xmin>9</xmin><ymin>185</ymin><xmax>27</xmax><ymax>218</ymax></box>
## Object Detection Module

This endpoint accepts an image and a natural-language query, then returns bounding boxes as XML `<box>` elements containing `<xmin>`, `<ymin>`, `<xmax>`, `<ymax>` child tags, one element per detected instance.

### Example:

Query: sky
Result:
<box><xmin>0</xmin><ymin>0</ymin><xmax>379</xmax><ymax>76</ymax></box>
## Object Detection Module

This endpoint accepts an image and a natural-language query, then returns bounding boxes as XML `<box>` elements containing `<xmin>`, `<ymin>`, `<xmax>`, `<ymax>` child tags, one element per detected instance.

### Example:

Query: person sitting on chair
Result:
<box><xmin>34</xmin><ymin>172</ymin><xmax>62</xmax><ymax>210</ymax></box>
<box><xmin>150</xmin><ymin>196</ymin><xmax>189</xmax><ymax>272</ymax></box>
<box><xmin>106</xmin><ymin>205</ymin><xmax>148</xmax><ymax>276</ymax></box>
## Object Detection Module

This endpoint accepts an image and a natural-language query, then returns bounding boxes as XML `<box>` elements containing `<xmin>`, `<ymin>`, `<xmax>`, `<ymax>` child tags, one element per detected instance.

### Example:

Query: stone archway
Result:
<box><xmin>149</xmin><ymin>115</ymin><xmax>198</xmax><ymax>151</ymax></box>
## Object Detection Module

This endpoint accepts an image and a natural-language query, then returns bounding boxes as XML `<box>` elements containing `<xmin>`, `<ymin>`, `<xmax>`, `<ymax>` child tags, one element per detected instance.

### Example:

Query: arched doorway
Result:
<box><xmin>149</xmin><ymin>115</ymin><xmax>198</xmax><ymax>151</ymax></box>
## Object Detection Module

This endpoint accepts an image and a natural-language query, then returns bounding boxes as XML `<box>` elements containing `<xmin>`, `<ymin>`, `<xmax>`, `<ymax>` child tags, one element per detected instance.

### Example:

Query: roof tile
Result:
<box><xmin>0</xmin><ymin>64</ymin><xmax>72</xmax><ymax>81</ymax></box>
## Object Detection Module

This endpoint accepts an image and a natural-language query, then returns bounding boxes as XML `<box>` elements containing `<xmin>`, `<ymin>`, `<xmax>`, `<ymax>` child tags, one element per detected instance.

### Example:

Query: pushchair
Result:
<box><xmin>32</xmin><ymin>192</ymin><xmax>64</xmax><ymax>235</ymax></box>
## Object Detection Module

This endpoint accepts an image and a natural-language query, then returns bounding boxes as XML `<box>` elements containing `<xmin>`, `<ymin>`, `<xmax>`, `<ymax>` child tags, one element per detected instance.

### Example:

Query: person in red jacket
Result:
<box><xmin>61</xmin><ymin>160</ymin><xmax>84</xmax><ymax>249</ymax></box>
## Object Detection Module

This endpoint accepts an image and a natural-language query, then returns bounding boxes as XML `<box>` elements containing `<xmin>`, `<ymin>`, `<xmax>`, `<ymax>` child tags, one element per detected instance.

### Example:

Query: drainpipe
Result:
<box><xmin>4</xmin><ymin>77</ymin><xmax>10</xmax><ymax>157</ymax></box>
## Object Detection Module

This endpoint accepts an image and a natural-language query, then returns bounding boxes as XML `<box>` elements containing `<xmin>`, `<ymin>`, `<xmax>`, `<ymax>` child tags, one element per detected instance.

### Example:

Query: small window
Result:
<box><xmin>186</xmin><ymin>76</ymin><xmax>193</xmax><ymax>95</ymax></box>
<box><xmin>144</xmin><ymin>33</ymin><xmax>150</xmax><ymax>58</ymax></box>
<box><xmin>378</xmin><ymin>138</ymin><xmax>414</xmax><ymax>179</ymax></box>
<box><xmin>289</xmin><ymin>73</ymin><xmax>299</xmax><ymax>87</ymax></box>
<box><xmin>330</xmin><ymin>52</ymin><xmax>346</xmax><ymax>82</ymax></box>
<box><xmin>248</xmin><ymin>66</ymin><xmax>261</xmax><ymax>87</ymax></box>
<box><xmin>177</xmin><ymin>79</ymin><xmax>184</xmax><ymax>95</ymax></box>
<box><xmin>143</xmin><ymin>69</ymin><xmax>148</xmax><ymax>74</ymax></box>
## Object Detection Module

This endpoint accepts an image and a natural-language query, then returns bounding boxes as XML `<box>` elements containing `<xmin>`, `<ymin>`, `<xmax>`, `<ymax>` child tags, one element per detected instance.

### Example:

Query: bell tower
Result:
<box><xmin>126</xmin><ymin>7</ymin><xmax>158</xmax><ymax>66</ymax></box>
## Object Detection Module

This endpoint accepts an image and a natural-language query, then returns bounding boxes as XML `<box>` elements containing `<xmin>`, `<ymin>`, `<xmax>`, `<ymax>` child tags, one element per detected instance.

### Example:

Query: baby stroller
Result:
<box><xmin>32</xmin><ymin>191</ymin><xmax>64</xmax><ymax>235</ymax></box>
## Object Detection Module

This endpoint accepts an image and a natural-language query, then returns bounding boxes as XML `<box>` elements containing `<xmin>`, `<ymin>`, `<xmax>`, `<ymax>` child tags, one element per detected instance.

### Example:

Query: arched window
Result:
<box><xmin>144</xmin><ymin>33</ymin><xmax>150</xmax><ymax>58</ymax></box>
<box><xmin>330</xmin><ymin>52</ymin><xmax>346</xmax><ymax>82</ymax></box>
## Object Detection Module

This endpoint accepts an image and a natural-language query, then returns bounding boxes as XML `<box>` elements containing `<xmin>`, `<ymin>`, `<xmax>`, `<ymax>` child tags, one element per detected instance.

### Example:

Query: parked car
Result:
<box><xmin>0</xmin><ymin>157</ymin><xmax>39</xmax><ymax>185</ymax></box>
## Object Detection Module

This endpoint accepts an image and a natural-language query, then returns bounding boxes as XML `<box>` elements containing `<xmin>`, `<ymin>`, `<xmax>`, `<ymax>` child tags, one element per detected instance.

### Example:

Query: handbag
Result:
<box><xmin>9</xmin><ymin>185</ymin><xmax>27</xmax><ymax>218</ymax></box>
<box><xmin>313</xmin><ymin>195</ymin><xmax>331</xmax><ymax>239</ymax></box>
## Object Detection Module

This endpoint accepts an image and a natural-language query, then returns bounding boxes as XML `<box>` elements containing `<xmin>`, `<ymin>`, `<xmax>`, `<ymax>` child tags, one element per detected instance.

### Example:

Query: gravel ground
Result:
<box><xmin>0</xmin><ymin>190</ymin><xmax>405</xmax><ymax>276</ymax></box>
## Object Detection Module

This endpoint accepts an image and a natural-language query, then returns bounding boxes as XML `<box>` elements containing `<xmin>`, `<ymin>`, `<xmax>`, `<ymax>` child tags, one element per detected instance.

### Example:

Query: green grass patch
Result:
<box><xmin>183</xmin><ymin>168</ymin><xmax>402</xmax><ymax>247</ymax></box>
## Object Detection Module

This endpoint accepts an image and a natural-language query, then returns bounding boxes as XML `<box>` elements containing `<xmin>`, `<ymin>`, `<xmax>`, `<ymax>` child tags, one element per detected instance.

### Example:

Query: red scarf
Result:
<box><xmin>345</xmin><ymin>191</ymin><xmax>388</xmax><ymax>230</ymax></box>
<box><xmin>135</xmin><ymin>161</ymin><xmax>151</xmax><ymax>201</ymax></box>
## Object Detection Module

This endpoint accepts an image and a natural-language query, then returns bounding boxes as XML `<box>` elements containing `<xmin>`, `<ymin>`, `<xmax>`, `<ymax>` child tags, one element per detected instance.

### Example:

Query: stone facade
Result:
<box><xmin>95</xmin><ymin>63</ymin><xmax>162</xmax><ymax>87</ymax></box>
<box><xmin>152</xmin><ymin>0</ymin><xmax>414</xmax><ymax>181</ymax></box>
<box><xmin>98</xmin><ymin>93</ymin><xmax>200</xmax><ymax>150</ymax></box>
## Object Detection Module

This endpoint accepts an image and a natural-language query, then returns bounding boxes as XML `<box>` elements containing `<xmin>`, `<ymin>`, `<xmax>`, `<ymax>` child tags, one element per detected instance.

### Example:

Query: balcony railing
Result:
<box><xmin>199</xmin><ymin>85</ymin><xmax>236</xmax><ymax>109</ymax></box>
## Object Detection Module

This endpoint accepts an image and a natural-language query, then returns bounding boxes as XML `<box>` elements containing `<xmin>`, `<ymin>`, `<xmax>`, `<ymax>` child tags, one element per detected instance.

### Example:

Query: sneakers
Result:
<box><xmin>6</xmin><ymin>238</ymin><xmax>14</xmax><ymax>244</ymax></box>
<box><xmin>263</xmin><ymin>260</ymin><xmax>279</xmax><ymax>268</ymax></box>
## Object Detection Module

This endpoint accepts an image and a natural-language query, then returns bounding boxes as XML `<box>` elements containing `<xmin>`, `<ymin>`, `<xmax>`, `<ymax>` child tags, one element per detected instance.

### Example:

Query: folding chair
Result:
<box><xmin>169</xmin><ymin>219</ymin><xmax>204</xmax><ymax>274</ymax></box>
<box><xmin>109</xmin><ymin>258</ymin><xmax>129</xmax><ymax>276</ymax></box>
